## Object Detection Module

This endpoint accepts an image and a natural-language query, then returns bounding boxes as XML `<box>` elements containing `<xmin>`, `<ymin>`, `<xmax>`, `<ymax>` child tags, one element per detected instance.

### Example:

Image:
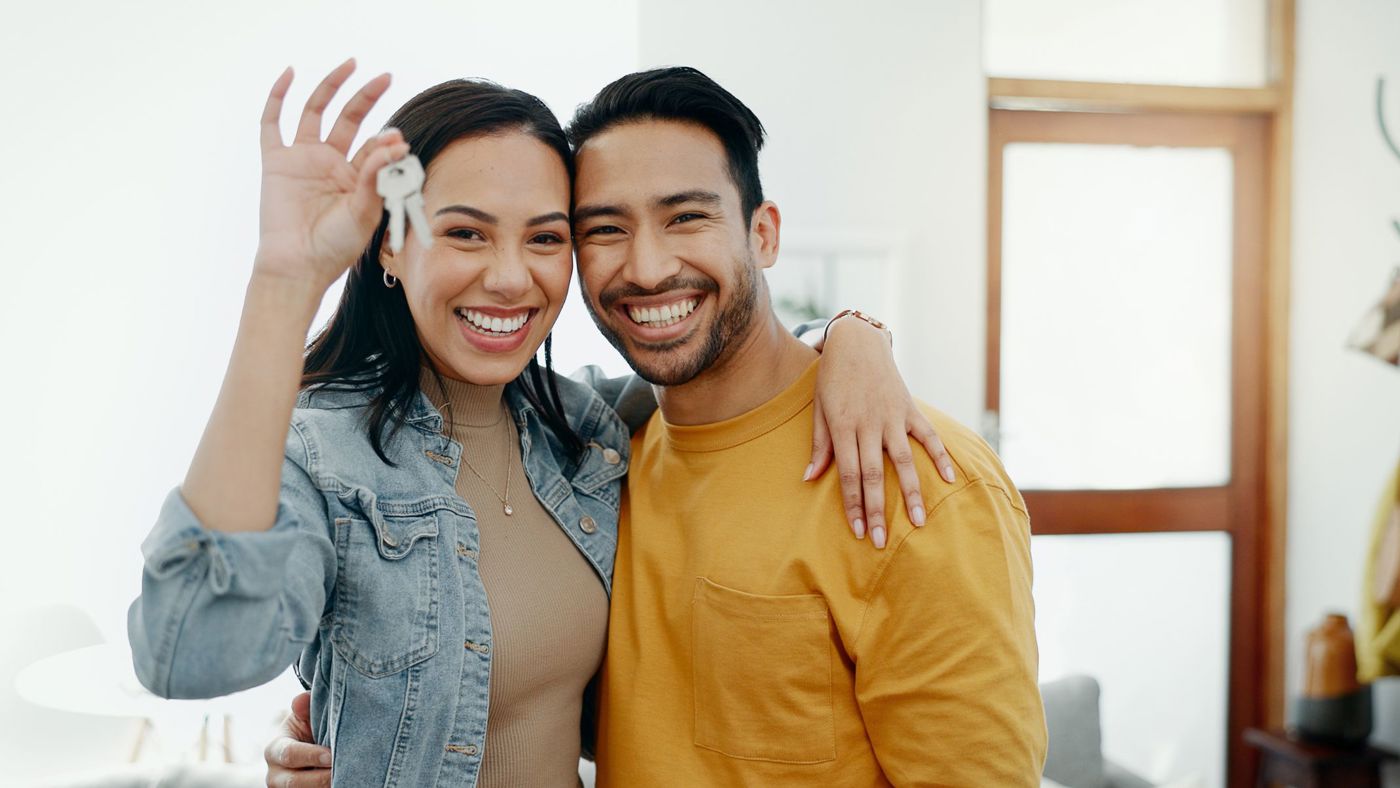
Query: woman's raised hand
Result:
<box><xmin>254</xmin><ymin>59</ymin><xmax>408</xmax><ymax>290</ymax></box>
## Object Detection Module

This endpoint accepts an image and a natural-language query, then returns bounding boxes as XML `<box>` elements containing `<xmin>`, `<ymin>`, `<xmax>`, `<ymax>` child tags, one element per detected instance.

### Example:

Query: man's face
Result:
<box><xmin>572</xmin><ymin>120</ymin><xmax>767</xmax><ymax>385</ymax></box>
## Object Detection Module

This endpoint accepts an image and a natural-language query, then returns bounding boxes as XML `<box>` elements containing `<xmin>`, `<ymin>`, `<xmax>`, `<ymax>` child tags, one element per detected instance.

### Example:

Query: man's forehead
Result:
<box><xmin>574</xmin><ymin>119</ymin><xmax>733</xmax><ymax>198</ymax></box>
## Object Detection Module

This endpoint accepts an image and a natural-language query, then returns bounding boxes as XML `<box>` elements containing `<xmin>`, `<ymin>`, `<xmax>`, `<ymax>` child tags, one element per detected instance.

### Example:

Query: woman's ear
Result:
<box><xmin>749</xmin><ymin>201</ymin><xmax>781</xmax><ymax>270</ymax></box>
<box><xmin>379</xmin><ymin>243</ymin><xmax>397</xmax><ymax>281</ymax></box>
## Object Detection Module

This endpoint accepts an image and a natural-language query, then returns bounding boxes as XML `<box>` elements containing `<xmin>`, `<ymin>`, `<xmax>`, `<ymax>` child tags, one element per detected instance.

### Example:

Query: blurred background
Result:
<box><xmin>2</xmin><ymin>0</ymin><xmax>1398</xmax><ymax>786</ymax></box>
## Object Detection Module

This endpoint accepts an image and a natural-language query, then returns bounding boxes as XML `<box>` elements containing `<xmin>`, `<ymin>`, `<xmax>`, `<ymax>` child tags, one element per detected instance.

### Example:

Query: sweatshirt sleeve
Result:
<box><xmin>852</xmin><ymin>480</ymin><xmax>1046</xmax><ymax>787</ymax></box>
<box><xmin>127</xmin><ymin>421</ymin><xmax>336</xmax><ymax>699</ymax></box>
<box><xmin>570</xmin><ymin>366</ymin><xmax>657</xmax><ymax>435</ymax></box>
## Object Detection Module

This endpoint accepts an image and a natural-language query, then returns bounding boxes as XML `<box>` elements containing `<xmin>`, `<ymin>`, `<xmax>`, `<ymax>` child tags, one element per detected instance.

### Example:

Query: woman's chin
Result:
<box><xmin>435</xmin><ymin>354</ymin><xmax>534</xmax><ymax>386</ymax></box>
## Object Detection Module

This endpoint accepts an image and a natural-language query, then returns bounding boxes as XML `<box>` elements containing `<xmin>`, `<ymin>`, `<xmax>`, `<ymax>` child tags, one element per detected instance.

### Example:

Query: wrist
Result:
<box><xmin>245</xmin><ymin>267</ymin><xmax>328</xmax><ymax>325</ymax></box>
<box><xmin>822</xmin><ymin>309</ymin><xmax>892</xmax><ymax>349</ymax></box>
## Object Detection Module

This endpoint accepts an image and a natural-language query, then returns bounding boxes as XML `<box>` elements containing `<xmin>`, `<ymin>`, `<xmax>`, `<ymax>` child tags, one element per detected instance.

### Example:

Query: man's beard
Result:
<box><xmin>583</xmin><ymin>257</ymin><xmax>761</xmax><ymax>386</ymax></box>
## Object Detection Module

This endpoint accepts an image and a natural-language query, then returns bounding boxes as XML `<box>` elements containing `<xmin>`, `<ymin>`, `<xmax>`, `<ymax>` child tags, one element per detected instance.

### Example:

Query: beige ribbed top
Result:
<box><xmin>420</xmin><ymin>368</ymin><xmax>608</xmax><ymax>788</ymax></box>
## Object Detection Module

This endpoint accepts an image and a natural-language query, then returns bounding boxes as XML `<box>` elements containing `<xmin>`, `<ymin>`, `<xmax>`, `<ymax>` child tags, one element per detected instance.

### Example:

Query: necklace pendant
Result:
<box><xmin>503</xmin><ymin>503</ymin><xmax>514</xmax><ymax>516</ymax></box>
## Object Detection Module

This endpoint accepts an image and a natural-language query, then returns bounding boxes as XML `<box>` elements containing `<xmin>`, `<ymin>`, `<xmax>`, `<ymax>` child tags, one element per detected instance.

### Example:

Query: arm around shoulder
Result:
<box><xmin>127</xmin><ymin>422</ymin><xmax>336</xmax><ymax>699</ymax></box>
<box><xmin>853</xmin><ymin>480</ymin><xmax>1046</xmax><ymax>786</ymax></box>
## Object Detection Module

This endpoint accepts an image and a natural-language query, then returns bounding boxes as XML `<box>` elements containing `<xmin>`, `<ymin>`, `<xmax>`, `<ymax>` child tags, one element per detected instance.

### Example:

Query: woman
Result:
<box><xmin>130</xmin><ymin>61</ymin><xmax>945</xmax><ymax>787</ymax></box>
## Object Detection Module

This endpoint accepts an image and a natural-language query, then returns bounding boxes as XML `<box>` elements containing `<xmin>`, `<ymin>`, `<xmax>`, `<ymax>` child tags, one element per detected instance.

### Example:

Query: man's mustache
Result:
<box><xmin>597</xmin><ymin>276</ymin><xmax>720</xmax><ymax>311</ymax></box>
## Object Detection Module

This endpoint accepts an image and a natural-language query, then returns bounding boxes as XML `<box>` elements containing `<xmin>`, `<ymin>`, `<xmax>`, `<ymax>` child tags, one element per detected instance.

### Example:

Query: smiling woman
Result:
<box><xmin>127</xmin><ymin>63</ymin><xmax>627</xmax><ymax>787</ymax></box>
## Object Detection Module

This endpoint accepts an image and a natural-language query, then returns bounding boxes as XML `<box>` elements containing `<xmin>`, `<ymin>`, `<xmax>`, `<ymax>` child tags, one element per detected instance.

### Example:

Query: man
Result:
<box><xmin>268</xmin><ymin>67</ymin><xmax>1045</xmax><ymax>786</ymax></box>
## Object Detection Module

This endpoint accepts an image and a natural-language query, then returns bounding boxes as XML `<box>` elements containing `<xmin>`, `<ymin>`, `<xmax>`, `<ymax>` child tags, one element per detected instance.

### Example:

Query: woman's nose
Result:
<box><xmin>483</xmin><ymin>247</ymin><xmax>532</xmax><ymax>299</ymax></box>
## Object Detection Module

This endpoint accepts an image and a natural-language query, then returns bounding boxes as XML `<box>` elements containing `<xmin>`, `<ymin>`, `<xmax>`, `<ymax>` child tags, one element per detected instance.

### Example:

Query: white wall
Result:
<box><xmin>1290</xmin><ymin>0</ymin><xmax>1400</xmax><ymax>772</ymax></box>
<box><xmin>0</xmin><ymin>0</ymin><xmax>989</xmax><ymax>776</ymax></box>
<box><xmin>0</xmin><ymin>0</ymin><xmax>638</xmax><ymax>775</ymax></box>
<box><xmin>637</xmin><ymin>0</ymin><xmax>988</xmax><ymax>426</ymax></box>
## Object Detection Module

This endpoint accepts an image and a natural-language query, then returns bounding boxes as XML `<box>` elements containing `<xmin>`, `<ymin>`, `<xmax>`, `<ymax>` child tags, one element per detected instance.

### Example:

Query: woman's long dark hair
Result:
<box><xmin>301</xmin><ymin>79</ymin><xmax>583</xmax><ymax>466</ymax></box>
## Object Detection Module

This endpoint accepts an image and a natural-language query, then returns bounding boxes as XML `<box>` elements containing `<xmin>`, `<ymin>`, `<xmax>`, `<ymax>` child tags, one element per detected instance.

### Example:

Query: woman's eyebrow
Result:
<box><xmin>527</xmin><ymin>211</ymin><xmax>569</xmax><ymax>227</ymax></box>
<box><xmin>435</xmin><ymin>205</ymin><xmax>498</xmax><ymax>223</ymax></box>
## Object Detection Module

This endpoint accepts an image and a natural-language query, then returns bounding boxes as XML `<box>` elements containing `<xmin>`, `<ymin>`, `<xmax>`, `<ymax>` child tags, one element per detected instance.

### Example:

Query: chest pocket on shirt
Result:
<box><xmin>330</xmin><ymin>497</ymin><xmax>441</xmax><ymax>679</ymax></box>
<box><xmin>691</xmin><ymin>577</ymin><xmax>836</xmax><ymax>764</ymax></box>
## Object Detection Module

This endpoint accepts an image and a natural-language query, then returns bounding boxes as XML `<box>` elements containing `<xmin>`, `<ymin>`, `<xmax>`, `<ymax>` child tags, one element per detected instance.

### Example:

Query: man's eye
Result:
<box><xmin>672</xmin><ymin>212</ymin><xmax>704</xmax><ymax>225</ymax></box>
<box><xmin>446</xmin><ymin>228</ymin><xmax>484</xmax><ymax>242</ymax></box>
<box><xmin>584</xmin><ymin>225</ymin><xmax>622</xmax><ymax>236</ymax></box>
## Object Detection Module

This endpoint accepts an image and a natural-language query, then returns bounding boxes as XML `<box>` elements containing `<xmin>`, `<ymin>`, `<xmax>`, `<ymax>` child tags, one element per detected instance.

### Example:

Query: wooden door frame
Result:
<box><xmin>988</xmin><ymin>109</ymin><xmax>1270</xmax><ymax>788</ymax></box>
<box><xmin>986</xmin><ymin>7</ymin><xmax>1293</xmax><ymax>786</ymax></box>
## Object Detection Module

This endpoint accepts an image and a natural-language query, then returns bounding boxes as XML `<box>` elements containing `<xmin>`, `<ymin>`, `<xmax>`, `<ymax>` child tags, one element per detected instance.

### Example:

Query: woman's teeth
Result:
<box><xmin>627</xmin><ymin>298</ymin><xmax>698</xmax><ymax>328</ymax></box>
<box><xmin>458</xmin><ymin>308</ymin><xmax>530</xmax><ymax>336</ymax></box>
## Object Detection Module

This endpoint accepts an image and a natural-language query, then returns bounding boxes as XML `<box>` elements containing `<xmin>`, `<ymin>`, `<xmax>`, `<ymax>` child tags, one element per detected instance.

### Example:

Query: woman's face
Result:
<box><xmin>380</xmin><ymin>131</ymin><xmax>573</xmax><ymax>385</ymax></box>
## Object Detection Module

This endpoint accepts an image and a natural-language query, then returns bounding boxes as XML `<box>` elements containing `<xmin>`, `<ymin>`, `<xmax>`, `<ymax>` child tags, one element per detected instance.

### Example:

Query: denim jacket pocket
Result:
<box><xmin>330</xmin><ymin>497</ymin><xmax>441</xmax><ymax>679</ymax></box>
<box><xmin>570</xmin><ymin>441</ymin><xmax>629</xmax><ymax>511</ymax></box>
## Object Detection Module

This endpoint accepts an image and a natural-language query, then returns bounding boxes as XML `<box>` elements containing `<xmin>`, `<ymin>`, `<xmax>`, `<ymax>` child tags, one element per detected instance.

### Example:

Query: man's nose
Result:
<box><xmin>622</xmin><ymin>230</ymin><xmax>682</xmax><ymax>290</ymax></box>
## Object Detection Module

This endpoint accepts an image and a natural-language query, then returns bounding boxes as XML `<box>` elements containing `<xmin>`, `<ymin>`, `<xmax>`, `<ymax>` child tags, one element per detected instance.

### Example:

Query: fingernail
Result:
<box><xmin>942</xmin><ymin>464</ymin><xmax>956</xmax><ymax>483</ymax></box>
<box><xmin>872</xmin><ymin>525</ymin><xmax>886</xmax><ymax>549</ymax></box>
<box><xmin>854</xmin><ymin>518</ymin><xmax>866</xmax><ymax>539</ymax></box>
<box><xmin>912</xmin><ymin>505</ymin><xmax>925</xmax><ymax>526</ymax></box>
<box><xmin>803</xmin><ymin>463</ymin><xmax>814</xmax><ymax>482</ymax></box>
<box><xmin>320</xmin><ymin>750</ymin><xmax>332</xmax><ymax>766</ymax></box>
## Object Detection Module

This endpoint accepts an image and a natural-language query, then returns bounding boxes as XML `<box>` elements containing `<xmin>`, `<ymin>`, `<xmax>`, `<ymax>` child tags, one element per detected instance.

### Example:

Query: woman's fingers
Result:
<box><xmin>260</xmin><ymin>67</ymin><xmax>294</xmax><ymax>153</ymax></box>
<box><xmin>350</xmin><ymin>137</ymin><xmax>410</xmax><ymax>226</ymax></box>
<box><xmin>350</xmin><ymin>126</ymin><xmax>402</xmax><ymax>172</ymax></box>
<box><xmin>326</xmin><ymin>72</ymin><xmax>392</xmax><ymax>155</ymax></box>
<box><xmin>806</xmin><ymin>398</ymin><xmax>834</xmax><ymax>483</ymax></box>
<box><xmin>911</xmin><ymin>415</ymin><xmax>956</xmax><ymax>483</ymax></box>
<box><xmin>857</xmin><ymin>429</ymin><xmax>888</xmax><ymax>548</ymax></box>
<box><xmin>886</xmin><ymin>428</ymin><xmax>926</xmax><ymax>527</ymax></box>
<box><xmin>832</xmin><ymin>428</ymin><xmax>867</xmax><ymax>540</ymax></box>
<box><xmin>295</xmin><ymin>58</ymin><xmax>357</xmax><ymax>145</ymax></box>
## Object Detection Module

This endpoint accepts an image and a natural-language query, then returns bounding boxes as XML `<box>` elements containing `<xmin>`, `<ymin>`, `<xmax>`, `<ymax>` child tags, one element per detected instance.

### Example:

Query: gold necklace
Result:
<box><xmin>452</xmin><ymin>404</ymin><xmax>515</xmax><ymax>517</ymax></box>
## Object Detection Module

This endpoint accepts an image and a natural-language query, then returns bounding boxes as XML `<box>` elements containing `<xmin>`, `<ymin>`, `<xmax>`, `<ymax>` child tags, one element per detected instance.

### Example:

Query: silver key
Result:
<box><xmin>376</xmin><ymin>154</ymin><xmax>429</xmax><ymax>253</ymax></box>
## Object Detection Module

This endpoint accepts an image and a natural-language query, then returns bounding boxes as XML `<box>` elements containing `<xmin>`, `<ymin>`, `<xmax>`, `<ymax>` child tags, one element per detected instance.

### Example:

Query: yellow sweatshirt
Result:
<box><xmin>595</xmin><ymin>360</ymin><xmax>1046</xmax><ymax>786</ymax></box>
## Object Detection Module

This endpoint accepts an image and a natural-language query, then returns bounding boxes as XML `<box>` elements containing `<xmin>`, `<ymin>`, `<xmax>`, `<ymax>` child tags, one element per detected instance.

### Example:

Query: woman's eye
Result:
<box><xmin>530</xmin><ymin>232</ymin><xmax>566</xmax><ymax>245</ymax></box>
<box><xmin>446</xmin><ymin>228</ymin><xmax>484</xmax><ymax>242</ymax></box>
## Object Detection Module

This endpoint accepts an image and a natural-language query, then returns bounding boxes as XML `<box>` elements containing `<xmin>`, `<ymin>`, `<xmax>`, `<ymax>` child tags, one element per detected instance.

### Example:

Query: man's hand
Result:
<box><xmin>264</xmin><ymin>691</ymin><xmax>331</xmax><ymax>787</ymax></box>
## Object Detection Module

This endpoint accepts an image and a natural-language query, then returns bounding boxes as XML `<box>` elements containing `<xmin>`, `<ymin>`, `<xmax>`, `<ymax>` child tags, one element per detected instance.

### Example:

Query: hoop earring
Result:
<box><xmin>383</xmin><ymin>270</ymin><xmax>398</xmax><ymax>288</ymax></box>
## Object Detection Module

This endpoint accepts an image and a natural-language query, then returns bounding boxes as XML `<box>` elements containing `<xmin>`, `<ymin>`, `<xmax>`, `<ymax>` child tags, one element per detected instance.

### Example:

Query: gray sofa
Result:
<box><xmin>1042</xmin><ymin>674</ymin><xmax>1154</xmax><ymax>788</ymax></box>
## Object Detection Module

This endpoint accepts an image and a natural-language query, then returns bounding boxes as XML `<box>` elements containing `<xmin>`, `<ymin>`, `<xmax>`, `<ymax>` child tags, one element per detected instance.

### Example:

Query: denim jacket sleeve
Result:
<box><xmin>127</xmin><ymin>421</ymin><xmax>335</xmax><ymax>699</ymax></box>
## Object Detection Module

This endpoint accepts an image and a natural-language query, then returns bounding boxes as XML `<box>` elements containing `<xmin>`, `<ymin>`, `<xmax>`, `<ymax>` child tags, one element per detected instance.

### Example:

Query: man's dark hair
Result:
<box><xmin>567</xmin><ymin>66</ymin><xmax>767</xmax><ymax>224</ymax></box>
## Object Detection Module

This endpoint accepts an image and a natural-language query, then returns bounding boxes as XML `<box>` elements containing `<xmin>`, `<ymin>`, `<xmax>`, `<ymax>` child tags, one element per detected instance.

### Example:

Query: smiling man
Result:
<box><xmin>568</xmin><ymin>67</ymin><xmax>1045</xmax><ymax>786</ymax></box>
<box><xmin>261</xmin><ymin>66</ymin><xmax>1045</xmax><ymax>787</ymax></box>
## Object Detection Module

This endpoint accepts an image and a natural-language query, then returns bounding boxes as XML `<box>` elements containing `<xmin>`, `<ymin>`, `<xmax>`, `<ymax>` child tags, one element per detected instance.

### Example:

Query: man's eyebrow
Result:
<box><xmin>573</xmin><ymin>204</ymin><xmax>630</xmax><ymax>223</ymax></box>
<box><xmin>434</xmin><ymin>205</ymin><xmax>498</xmax><ymax>224</ymax></box>
<box><xmin>656</xmin><ymin>190</ymin><xmax>722</xmax><ymax>209</ymax></box>
<box><xmin>527</xmin><ymin>211</ymin><xmax>569</xmax><ymax>227</ymax></box>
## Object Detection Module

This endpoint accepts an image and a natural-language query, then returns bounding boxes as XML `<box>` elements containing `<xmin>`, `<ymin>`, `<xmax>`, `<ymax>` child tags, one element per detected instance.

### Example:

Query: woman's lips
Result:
<box><xmin>455</xmin><ymin>307</ymin><xmax>537</xmax><ymax>353</ymax></box>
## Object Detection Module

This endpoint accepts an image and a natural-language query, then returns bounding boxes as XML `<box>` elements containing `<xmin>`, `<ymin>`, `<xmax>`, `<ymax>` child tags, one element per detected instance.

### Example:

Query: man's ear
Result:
<box><xmin>749</xmin><ymin>201</ymin><xmax>781</xmax><ymax>270</ymax></box>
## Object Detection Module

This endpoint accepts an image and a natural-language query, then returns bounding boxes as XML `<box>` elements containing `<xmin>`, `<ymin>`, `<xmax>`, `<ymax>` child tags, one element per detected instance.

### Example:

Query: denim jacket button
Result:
<box><xmin>580</xmin><ymin>515</ymin><xmax>598</xmax><ymax>534</ymax></box>
<box><xmin>602</xmin><ymin>448</ymin><xmax>621</xmax><ymax>465</ymax></box>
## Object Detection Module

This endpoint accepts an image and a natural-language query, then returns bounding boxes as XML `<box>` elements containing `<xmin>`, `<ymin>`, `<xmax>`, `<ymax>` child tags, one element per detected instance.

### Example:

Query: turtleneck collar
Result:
<box><xmin>418</xmin><ymin>366</ymin><xmax>507</xmax><ymax>429</ymax></box>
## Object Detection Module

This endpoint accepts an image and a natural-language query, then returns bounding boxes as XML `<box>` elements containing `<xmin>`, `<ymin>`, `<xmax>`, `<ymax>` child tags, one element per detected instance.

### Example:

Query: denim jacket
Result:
<box><xmin>128</xmin><ymin>373</ymin><xmax>633</xmax><ymax>787</ymax></box>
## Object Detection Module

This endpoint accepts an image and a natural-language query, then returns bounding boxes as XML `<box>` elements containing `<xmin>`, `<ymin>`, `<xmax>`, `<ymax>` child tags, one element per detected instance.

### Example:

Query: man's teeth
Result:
<box><xmin>627</xmin><ymin>298</ymin><xmax>698</xmax><ymax>328</ymax></box>
<box><xmin>457</xmin><ymin>308</ymin><xmax>530</xmax><ymax>335</ymax></box>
